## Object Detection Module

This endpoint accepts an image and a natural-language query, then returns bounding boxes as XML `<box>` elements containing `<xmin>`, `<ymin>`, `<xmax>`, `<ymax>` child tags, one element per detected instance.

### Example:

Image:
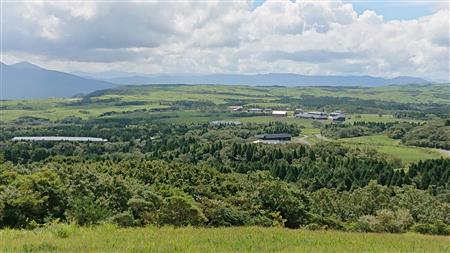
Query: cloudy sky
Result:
<box><xmin>2</xmin><ymin>0</ymin><xmax>449</xmax><ymax>81</ymax></box>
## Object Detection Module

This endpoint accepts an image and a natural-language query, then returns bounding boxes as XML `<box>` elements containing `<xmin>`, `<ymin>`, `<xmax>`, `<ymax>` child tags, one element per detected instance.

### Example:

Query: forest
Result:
<box><xmin>1</xmin><ymin>118</ymin><xmax>449</xmax><ymax>235</ymax></box>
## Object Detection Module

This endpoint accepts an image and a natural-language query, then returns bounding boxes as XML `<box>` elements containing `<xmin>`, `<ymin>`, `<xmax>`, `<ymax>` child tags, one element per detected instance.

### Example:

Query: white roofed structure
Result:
<box><xmin>272</xmin><ymin>110</ymin><xmax>287</xmax><ymax>116</ymax></box>
<box><xmin>12</xmin><ymin>136</ymin><xmax>107</xmax><ymax>142</ymax></box>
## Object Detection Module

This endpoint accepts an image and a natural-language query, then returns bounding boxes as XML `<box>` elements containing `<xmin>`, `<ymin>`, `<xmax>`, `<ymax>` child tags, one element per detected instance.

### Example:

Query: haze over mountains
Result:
<box><xmin>1</xmin><ymin>62</ymin><xmax>114</xmax><ymax>99</ymax></box>
<box><xmin>102</xmin><ymin>73</ymin><xmax>428</xmax><ymax>87</ymax></box>
<box><xmin>2</xmin><ymin>62</ymin><xmax>430</xmax><ymax>99</ymax></box>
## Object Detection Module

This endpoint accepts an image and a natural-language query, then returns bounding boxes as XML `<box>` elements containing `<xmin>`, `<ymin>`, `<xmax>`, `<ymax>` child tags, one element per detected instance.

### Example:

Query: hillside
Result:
<box><xmin>106</xmin><ymin>73</ymin><xmax>429</xmax><ymax>86</ymax></box>
<box><xmin>1</xmin><ymin>62</ymin><xmax>115</xmax><ymax>99</ymax></box>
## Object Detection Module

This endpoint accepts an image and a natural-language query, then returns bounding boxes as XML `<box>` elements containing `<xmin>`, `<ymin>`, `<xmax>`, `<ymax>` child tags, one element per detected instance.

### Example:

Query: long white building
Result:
<box><xmin>12</xmin><ymin>136</ymin><xmax>108</xmax><ymax>142</ymax></box>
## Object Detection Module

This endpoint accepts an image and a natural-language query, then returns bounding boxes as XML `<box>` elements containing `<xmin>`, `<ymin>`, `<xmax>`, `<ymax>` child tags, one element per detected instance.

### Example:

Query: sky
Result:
<box><xmin>2</xmin><ymin>0</ymin><xmax>449</xmax><ymax>81</ymax></box>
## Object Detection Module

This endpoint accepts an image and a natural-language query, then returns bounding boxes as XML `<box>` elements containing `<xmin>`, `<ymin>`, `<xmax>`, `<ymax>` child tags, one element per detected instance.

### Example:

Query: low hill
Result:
<box><xmin>106</xmin><ymin>73</ymin><xmax>429</xmax><ymax>87</ymax></box>
<box><xmin>1</xmin><ymin>62</ymin><xmax>115</xmax><ymax>99</ymax></box>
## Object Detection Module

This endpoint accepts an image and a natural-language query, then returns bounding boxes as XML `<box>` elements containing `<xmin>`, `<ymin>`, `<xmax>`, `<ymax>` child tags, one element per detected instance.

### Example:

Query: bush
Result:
<box><xmin>304</xmin><ymin>223</ymin><xmax>322</xmax><ymax>230</ymax></box>
<box><xmin>159</xmin><ymin>196</ymin><xmax>207</xmax><ymax>226</ymax></box>
<box><xmin>110</xmin><ymin>212</ymin><xmax>134</xmax><ymax>227</ymax></box>
<box><xmin>127</xmin><ymin>193</ymin><xmax>162</xmax><ymax>226</ymax></box>
<box><xmin>413</xmin><ymin>221</ymin><xmax>450</xmax><ymax>235</ymax></box>
<box><xmin>310</xmin><ymin>215</ymin><xmax>344</xmax><ymax>230</ymax></box>
<box><xmin>355</xmin><ymin>215</ymin><xmax>380</xmax><ymax>232</ymax></box>
<box><xmin>65</xmin><ymin>196</ymin><xmax>109</xmax><ymax>226</ymax></box>
<box><xmin>412</xmin><ymin>223</ymin><xmax>434</xmax><ymax>234</ymax></box>
<box><xmin>354</xmin><ymin>209</ymin><xmax>413</xmax><ymax>233</ymax></box>
<box><xmin>207</xmin><ymin>206</ymin><xmax>246</xmax><ymax>227</ymax></box>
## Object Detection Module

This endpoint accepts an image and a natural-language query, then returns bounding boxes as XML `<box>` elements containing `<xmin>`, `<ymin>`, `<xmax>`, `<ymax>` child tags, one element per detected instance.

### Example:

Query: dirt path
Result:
<box><xmin>434</xmin><ymin>149</ymin><xmax>450</xmax><ymax>157</ymax></box>
<box><xmin>314</xmin><ymin>134</ymin><xmax>331</xmax><ymax>141</ymax></box>
<box><xmin>293</xmin><ymin>135</ymin><xmax>311</xmax><ymax>145</ymax></box>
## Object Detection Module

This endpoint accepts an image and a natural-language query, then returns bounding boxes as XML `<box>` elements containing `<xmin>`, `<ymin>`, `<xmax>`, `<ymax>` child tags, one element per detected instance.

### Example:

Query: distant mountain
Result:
<box><xmin>106</xmin><ymin>73</ymin><xmax>429</xmax><ymax>87</ymax></box>
<box><xmin>72</xmin><ymin>70</ymin><xmax>150</xmax><ymax>80</ymax></box>
<box><xmin>1</xmin><ymin>62</ymin><xmax>115</xmax><ymax>99</ymax></box>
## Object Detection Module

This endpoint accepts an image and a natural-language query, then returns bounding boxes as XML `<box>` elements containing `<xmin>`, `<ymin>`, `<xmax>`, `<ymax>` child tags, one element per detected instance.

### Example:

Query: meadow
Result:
<box><xmin>1</xmin><ymin>83</ymin><xmax>448</xmax><ymax>122</ymax></box>
<box><xmin>335</xmin><ymin>135</ymin><xmax>443</xmax><ymax>163</ymax></box>
<box><xmin>1</xmin><ymin>224</ymin><xmax>449</xmax><ymax>253</ymax></box>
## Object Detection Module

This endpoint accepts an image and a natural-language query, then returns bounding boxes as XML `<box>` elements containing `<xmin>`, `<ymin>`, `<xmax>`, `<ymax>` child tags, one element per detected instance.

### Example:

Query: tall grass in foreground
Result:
<box><xmin>1</xmin><ymin>224</ymin><xmax>449</xmax><ymax>253</ymax></box>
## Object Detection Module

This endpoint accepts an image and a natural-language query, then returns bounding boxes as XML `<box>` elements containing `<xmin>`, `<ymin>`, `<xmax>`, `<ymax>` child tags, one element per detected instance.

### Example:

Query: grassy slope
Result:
<box><xmin>1</xmin><ymin>224</ymin><xmax>449</xmax><ymax>253</ymax></box>
<box><xmin>335</xmin><ymin>135</ymin><xmax>443</xmax><ymax>163</ymax></box>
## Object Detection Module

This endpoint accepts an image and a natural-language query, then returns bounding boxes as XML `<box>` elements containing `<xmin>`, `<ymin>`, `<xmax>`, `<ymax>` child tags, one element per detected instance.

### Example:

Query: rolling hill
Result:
<box><xmin>105</xmin><ymin>73</ymin><xmax>429</xmax><ymax>87</ymax></box>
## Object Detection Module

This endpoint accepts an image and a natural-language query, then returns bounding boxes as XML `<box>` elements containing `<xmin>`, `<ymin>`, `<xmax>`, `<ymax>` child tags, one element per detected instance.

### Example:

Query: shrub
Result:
<box><xmin>412</xmin><ymin>221</ymin><xmax>450</xmax><ymax>235</ymax></box>
<box><xmin>207</xmin><ymin>206</ymin><xmax>246</xmax><ymax>227</ymax></box>
<box><xmin>310</xmin><ymin>215</ymin><xmax>344</xmax><ymax>230</ymax></box>
<box><xmin>159</xmin><ymin>196</ymin><xmax>207</xmax><ymax>226</ymax></box>
<box><xmin>355</xmin><ymin>209</ymin><xmax>413</xmax><ymax>233</ymax></box>
<box><xmin>355</xmin><ymin>215</ymin><xmax>381</xmax><ymax>232</ymax></box>
<box><xmin>304</xmin><ymin>223</ymin><xmax>322</xmax><ymax>230</ymax></box>
<box><xmin>110</xmin><ymin>212</ymin><xmax>134</xmax><ymax>227</ymax></box>
<box><xmin>65</xmin><ymin>196</ymin><xmax>109</xmax><ymax>226</ymax></box>
<box><xmin>412</xmin><ymin>223</ymin><xmax>434</xmax><ymax>234</ymax></box>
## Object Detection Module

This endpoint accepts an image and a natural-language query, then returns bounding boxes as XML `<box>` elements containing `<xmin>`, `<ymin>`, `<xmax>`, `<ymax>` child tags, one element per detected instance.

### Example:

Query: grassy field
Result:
<box><xmin>1</xmin><ymin>83</ymin><xmax>447</xmax><ymax>123</ymax></box>
<box><xmin>1</xmin><ymin>84</ymin><xmax>446</xmax><ymax>164</ymax></box>
<box><xmin>347</xmin><ymin>114</ymin><xmax>423</xmax><ymax>123</ymax></box>
<box><xmin>1</xmin><ymin>224</ymin><xmax>449</xmax><ymax>253</ymax></box>
<box><xmin>336</xmin><ymin>135</ymin><xmax>444</xmax><ymax>163</ymax></box>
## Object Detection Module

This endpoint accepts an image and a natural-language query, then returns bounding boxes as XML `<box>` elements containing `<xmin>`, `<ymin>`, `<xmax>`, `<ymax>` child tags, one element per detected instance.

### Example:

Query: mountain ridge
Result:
<box><xmin>1</xmin><ymin>62</ymin><xmax>115</xmax><ymax>99</ymax></box>
<box><xmin>104</xmin><ymin>73</ymin><xmax>429</xmax><ymax>87</ymax></box>
<box><xmin>1</xmin><ymin>61</ymin><xmax>431</xmax><ymax>99</ymax></box>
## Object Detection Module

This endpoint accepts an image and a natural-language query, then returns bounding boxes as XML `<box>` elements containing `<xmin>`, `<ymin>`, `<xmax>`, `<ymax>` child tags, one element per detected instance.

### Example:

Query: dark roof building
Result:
<box><xmin>255</xmin><ymin>133</ymin><xmax>292</xmax><ymax>141</ymax></box>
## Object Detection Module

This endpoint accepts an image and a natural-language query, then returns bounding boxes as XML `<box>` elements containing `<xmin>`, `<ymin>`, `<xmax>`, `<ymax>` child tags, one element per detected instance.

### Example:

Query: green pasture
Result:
<box><xmin>347</xmin><ymin>114</ymin><xmax>423</xmax><ymax>123</ymax></box>
<box><xmin>1</xmin><ymin>83</ymin><xmax>448</xmax><ymax>123</ymax></box>
<box><xmin>336</xmin><ymin>135</ymin><xmax>444</xmax><ymax>163</ymax></box>
<box><xmin>1</xmin><ymin>224</ymin><xmax>449</xmax><ymax>253</ymax></box>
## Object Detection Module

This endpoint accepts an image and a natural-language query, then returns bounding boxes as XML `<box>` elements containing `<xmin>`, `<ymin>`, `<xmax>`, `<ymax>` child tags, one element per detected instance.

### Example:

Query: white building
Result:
<box><xmin>248</xmin><ymin>108</ymin><xmax>263</xmax><ymax>113</ymax></box>
<box><xmin>228</xmin><ymin>105</ymin><xmax>243</xmax><ymax>112</ymax></box>
<box><xmin>11</xmin><ymin>136</ymin><xmax>107</xmax><ymax>142</ymax></box>
<box><xmin>272</xmin><ymin>110</ymin><xmax>287</xmax><ymax>117</ymax></box>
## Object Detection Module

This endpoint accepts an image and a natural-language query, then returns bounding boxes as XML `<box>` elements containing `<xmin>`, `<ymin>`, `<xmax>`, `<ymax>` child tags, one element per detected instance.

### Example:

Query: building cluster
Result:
<box><xmin>295</xmin><ymin>111</ymin><xmax>345</xmax><ymax>122</ymax></box>
<box><xmin>253</xmin><ymin>133</ymin><xmax>292</xmax><ymax>144</ymax></box>
<box><xmin>228</xmin><ymin>105</ymin><xmax>345</xmax><ymax>122</ymax></box>
<box><xmin>228</xmin><ymin>106</ymin><xmax>288</xmax><ymax>117</ymax></box>
<box><xmin>210</xmin><ymin>120</ymin><xmax>242</xmax><ymax>126</ymax></box>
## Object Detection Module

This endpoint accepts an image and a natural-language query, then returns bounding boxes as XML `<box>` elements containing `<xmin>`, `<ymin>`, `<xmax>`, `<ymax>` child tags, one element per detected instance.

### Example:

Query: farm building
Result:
<box><xmin>330</xmin><ymin>114</ymin><xmax>346</xmax><ymax>122</ymax></box>
<box><xmin>11</xmin><ymin>136</ymin><xmax>107</xmax><ymax>142</ymax></box>
<box><xmin>228</xmin><ymin>105</ymin><xmax>243</xmax><ymax>112</ymax></box>
<box><xmin>255</xmin><ymin>133</ymin><xmax>292</xmax><ymax>141</ymax></box>
<box><xmin>272</xmin><ymin>110</ymin><xmax>287</xmax><ymax>117</ymax></box>
<box><xmin>328</xmin><ymin>111</ymin><xmax>346</xmax><ymax>122</ymax></box>
<box><xmin>248</xmin><ymin>108</ymin><xmax>263</xmax><ymax>113</ymax></box>
<box><xmin>295</xmin><ymin>111</ymin><xmax>328</xmax><ymax>120</ymax></box>
<box><xmin>210</xmin><ymin>120</ymin><xmax>242</xmax><ymax>126</ymax></box>
<box><xmin>253</xmin><ymin>139</ymin><xmax>286</xmax><ymax>144</ymax></box>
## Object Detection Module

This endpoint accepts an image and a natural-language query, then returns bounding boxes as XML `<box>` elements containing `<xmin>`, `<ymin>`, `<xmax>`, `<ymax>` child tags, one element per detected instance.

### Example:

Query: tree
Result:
<box><xmin>159</xmin><ymin>196</ymin><xmax>207</xmax><ymax>226</ymax></box>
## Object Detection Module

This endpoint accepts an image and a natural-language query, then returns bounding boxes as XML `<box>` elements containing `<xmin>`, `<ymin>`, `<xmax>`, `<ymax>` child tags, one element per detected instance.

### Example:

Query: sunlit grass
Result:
<box><xmin>337</xmin><ymin>135</ymin><xmax>443</xmax><ymax>163</ymax></box>
<box><xmin>1</xmin><ymin>224</ymin><xmax>449</xmax><ymax>253</ymax></box>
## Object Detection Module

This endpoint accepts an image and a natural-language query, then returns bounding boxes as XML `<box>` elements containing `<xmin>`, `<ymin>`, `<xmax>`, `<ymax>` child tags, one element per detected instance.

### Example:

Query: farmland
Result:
<box><xmin>1</xmin><ymin>84</ymin><xmax>448</xmax><ymax>164</ymax></box>
<box><xmin>1</xmin><ymin>83</ymin><xmax>448</xmax><ymax>122</ymax></box>
<box><xmin>335</xmin><ymin>135</ymin><xmax>443</xmax><ymax>163</ymax></box>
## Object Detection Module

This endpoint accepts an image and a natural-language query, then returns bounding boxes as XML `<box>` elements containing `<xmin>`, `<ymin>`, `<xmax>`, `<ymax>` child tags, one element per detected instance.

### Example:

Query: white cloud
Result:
<box><xmin>2</xmin><ymin>0</ymin><xmax>449</xmax><ymax>81</ymax></box>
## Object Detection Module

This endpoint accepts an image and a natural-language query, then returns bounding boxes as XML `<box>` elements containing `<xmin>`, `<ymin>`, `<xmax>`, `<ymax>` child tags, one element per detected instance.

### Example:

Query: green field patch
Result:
<box><xmin>1</xmin><ymin>224</ymin><xmax>449</xmax><ymax>253</ymax></box>
<box><xmin>348</xmin><ymin>114</ymin><xmax>423</xmax><ymax>123</ymax></box>
<box><xmin>336</xmin><ymin>135</ymin><xmax>443</xmax><ymax>163</ymax></box>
